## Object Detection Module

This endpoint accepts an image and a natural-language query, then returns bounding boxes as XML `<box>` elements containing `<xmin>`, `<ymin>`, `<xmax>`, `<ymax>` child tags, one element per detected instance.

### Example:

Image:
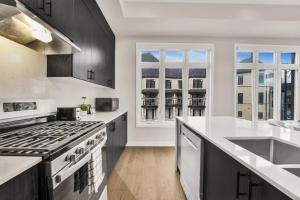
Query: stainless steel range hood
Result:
<box><xmin>0</xmin><ymin>0</ymin><xmax>80</xmax><ymax>54</ymax></box>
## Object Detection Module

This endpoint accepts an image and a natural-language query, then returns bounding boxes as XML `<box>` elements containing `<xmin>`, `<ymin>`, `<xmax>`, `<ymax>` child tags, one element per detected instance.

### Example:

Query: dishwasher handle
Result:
<box><xmin>182</xmin><ymin>133</ymin><xmax>198</xmax><ymax>151</ymax></box>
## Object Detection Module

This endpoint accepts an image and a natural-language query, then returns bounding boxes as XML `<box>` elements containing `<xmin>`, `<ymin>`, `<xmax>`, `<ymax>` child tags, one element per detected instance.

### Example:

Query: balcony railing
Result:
<box><xmin>142</xmin><ymin>97</ymin><xmax>159</xmax><ymax>107</ymax></box>
<box><xmin>188</xmin><ymin>97</ymin><xmax>205</xmax><ymax>107</ymax></box>
<box><xmin>165</xmin><ymin>97</ymin><xmax>182</xmax><ymax>106</ymax></box>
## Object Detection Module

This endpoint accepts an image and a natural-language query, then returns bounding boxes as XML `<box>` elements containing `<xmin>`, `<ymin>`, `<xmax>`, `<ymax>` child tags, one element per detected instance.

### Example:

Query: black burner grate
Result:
<box><xmin>0</xmin><ymin>121</ymin><xmax>103</xmax><ymax>156</ymax></box>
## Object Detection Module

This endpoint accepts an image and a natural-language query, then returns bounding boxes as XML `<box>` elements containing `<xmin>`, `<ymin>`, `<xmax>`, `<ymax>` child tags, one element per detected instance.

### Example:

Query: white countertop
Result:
<box><xmin>0</xmin><ymin>156</ymin><xmax>41</xmax><ymax>186</ymax></box>
<box><xmin>177</xmin><ymin>116</ymin><xmax>300</xmax><ymax>200</ymax></box>
<box><xmin>80</xmin><ymin>110</ymin><xmax>127</xmax><ymax>124</ymax></box>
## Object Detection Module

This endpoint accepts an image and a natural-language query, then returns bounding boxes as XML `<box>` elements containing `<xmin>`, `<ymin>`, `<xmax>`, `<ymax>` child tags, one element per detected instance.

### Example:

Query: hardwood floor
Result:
<box><xmin>107</xmin><ymin>147</ymin><xmax>186</xmax><ymax>200</ymax></box>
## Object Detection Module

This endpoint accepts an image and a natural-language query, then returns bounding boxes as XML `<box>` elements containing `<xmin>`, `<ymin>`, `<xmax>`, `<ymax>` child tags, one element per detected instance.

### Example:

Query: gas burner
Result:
<box><xmin>0</xmin><ymin>121</ymin><xmax>104</xmax><ymax>157</ymax></box>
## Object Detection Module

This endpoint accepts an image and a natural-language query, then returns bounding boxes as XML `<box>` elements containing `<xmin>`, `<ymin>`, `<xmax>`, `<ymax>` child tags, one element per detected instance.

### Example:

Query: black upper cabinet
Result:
<box><xmin>35</xmin><ymin>0</ymin><xmax>116</xmax><ymax>88</ymax></box>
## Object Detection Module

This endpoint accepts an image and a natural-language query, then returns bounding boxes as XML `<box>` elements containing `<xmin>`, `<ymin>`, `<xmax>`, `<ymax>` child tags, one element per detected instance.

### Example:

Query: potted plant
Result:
<box><xmin>80</xmin><ymin>97</ymin><xmax>88</xmax><ymax>116</ymax></box>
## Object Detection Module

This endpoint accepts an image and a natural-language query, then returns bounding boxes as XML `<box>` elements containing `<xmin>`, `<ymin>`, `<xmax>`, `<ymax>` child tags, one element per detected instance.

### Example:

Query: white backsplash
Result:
<box><xmin>0</xmin><ymin>36</ymin><xmax>113</xmax><ymax>107</ymax></box>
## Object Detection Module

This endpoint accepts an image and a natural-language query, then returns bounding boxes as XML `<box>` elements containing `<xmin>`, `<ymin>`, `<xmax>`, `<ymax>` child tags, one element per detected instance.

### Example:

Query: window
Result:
<box><xmin>238</xmin><ymin>75</ymin><xmax>243</xmax><ymax>85</ymax></box>
<box><xmin>188</xmin><ymin>50</ymin><xmax>206</xmax><ymax>63</ymax></box>
<box><xmin>146</xmin><ymin>79</ymin><xmax>156</xmax><ymax>88</ymax></box>
<box><xmin>238</xmin><ymin>93</ymin><xmax>243</xmax><ymax>104</ymax></box>
<box><xmin>258</xmin><ymin>92</ymin><xmax>264</xmax><ymax>105</ymax></box>
<box><xmin>238</xmin><ymin>111</ymin><xmax>243</xmax><ymax>118</ymax></box>
<box><xmin>258</xmin><ymin>112</ymin><xmax>263</xmax><ymax>119</ymax></box>
<box><xmin>178</xmin><ymin>80</ymin><xmax>182</xmax><ymax>89</ymax></box>
<box><xmin>165</xmin><ymin>50</ymin><xmax>184</xmax><ymax>63</ymax></box>
<box><xmin>141</xmin><ymin>50</ymin><xmax>160</xmax><ymax>63</ymax></box>
<box><xmin>235</xmin><ymin>45</ymin><xmax>299</xmax><ymax>121</ymax></box>
<box><xmin>165</xmin><ymin>80</ymin><xmax>172</xmax><ymax>89</ymax></box>
<box><xmin>193</xmin><ymin>79</ymin><xmax>203</xmax><ymax>89</ymax></box>
<box><xmin>281</xmin><ymin>52</ymin><xmax>296</xmax><ymax>64</ymax></box>
<box><xmin>236</xmin><ymin>52</ymin><xmax>253</xmax><ymax>63</ymax></box>
<box><xmin>281</xmin><ymin>70</ymin><xmax>295</xmax><ymax>120</ymax></box>
<box><xmin>258</xmin><ymin>52</ymin><xmax>274</xmax><ymax>64</ymax></box>
<box><xmin>236</xmin><ymin>69</ymin><xmax>252</xmax><ymax>120</ymax></box>
<box><xmin>137</xmin><ymin>43</ymin><xmax>213</xmax><ymax>126</ymax></box>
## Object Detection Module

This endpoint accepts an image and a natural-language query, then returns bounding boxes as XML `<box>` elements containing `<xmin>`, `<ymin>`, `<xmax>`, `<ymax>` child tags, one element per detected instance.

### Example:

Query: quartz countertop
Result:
<box><xmin>0</xmin><ymin>156</ymin><xmax>41</xmax><ymax>186</ymax></box>
<box><xmin>80</xmin><ymin>110</ymin><xmax>127</xmax><ymax>124</ymax></box>
<box><xmin>177</xmin><ymin>116</ymin><xmax>300</xmax><ymax>200</ymax></box>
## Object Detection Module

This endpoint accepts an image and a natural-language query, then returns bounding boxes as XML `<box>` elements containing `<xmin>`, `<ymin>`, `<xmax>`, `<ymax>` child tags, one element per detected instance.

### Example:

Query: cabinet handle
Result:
<box><xmin>121</xmin><ymin>114</ymin><xmax>127</xmax><ymax>121</ymax></box>
<box><xmin>108</xmin><ymin>121</ymin><xmax>115</xmax><ymax>132</ymax></box>
<box><xmin>87</xmin><ymin>70</ymin><xmax>90</xmax><ymax>80</ymax></box>
<box><xmin>236</xmin><ymin>172</ymin><xmax>249</xmax><ymax>198</ymax></box>
<box><xmin>248</xmin><ymin>181</ymin><xmax>261</xmax><ymax>200</ymax></box>
<box><xmin>107</xmin><ymin>80</ymin><xmax>112</xmax><ymax>86</ymax></box>
<box><xmin>45</xmin><ymin>0</ymin><xmax>52</xmax><ymax>16</ymax></box>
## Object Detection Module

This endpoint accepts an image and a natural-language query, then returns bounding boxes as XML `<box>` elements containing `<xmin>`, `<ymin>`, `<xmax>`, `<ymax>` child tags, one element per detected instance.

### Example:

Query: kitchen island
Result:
<box><xmin>176</xmin><ymin>116</ymin><xmax>300</xmax><ymax>200</ymax></box>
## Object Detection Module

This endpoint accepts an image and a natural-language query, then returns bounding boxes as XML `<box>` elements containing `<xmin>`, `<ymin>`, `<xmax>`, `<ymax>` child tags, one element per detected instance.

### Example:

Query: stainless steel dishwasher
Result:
<box><xmin>180</xmin><ymin>125</ymin><xmax>204</xmax><ymax>200</ymax></box>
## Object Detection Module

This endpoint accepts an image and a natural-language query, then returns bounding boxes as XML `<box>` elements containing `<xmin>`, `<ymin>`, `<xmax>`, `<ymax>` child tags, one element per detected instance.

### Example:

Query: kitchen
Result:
<box><xmin>1</xmin><ymin>0</ymin><xmax>300</xmax><ymax>200</ymax></box>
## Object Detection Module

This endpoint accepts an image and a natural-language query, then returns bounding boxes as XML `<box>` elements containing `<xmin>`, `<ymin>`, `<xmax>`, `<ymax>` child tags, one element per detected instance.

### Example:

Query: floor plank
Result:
<box><xmin>107</xmin><ymin>147</ymin><xmax>186</xmax><ymax>200</ymax></box>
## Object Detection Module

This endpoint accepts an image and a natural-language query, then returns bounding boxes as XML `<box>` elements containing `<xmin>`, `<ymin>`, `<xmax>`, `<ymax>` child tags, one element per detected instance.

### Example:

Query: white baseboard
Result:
<box><xmin>126</xmin><ymin>141</ymin><xmax>175</xmax><ymax>147</ymax></box>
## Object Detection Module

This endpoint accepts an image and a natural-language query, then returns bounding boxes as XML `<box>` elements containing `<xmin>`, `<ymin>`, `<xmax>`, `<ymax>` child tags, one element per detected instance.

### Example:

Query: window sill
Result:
<box><xmin>136</xmin><ymin>121</ymin><xmax>176</xmax><ymax>128</ymax></box>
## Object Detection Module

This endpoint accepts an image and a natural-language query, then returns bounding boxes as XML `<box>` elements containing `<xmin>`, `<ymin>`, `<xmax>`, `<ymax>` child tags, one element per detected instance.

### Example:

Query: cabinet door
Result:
<box><xmin>204</xmin><ymin>140</ymin><xmax>249</xmax><ymax>200</ymax></box>
<box><xmin>249</xmin><ymin>173</ymin><xmax>292</xmax><ymax>200</ymax></box>
<box><xmin>72</xmin><ymin>0</ymin><xmax>92</xmax><ymax>81</ymax></box>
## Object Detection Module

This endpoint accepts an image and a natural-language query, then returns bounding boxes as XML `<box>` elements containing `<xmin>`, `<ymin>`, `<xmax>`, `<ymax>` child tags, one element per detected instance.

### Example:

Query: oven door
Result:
<box><xmin>49</xmin><ymin>153</ymin><xmax>92</xmax><ymax>200</ymax></box>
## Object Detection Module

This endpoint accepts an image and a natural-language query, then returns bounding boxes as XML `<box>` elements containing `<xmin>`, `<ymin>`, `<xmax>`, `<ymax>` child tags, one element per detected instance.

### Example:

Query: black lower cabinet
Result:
<box><xmin>106</xmin><ymin>113</ymin><xmax>128</xmax><ymax>178</ymax></box>
<box><xmin>0</xmin><ymin>166</ymin><xmax>39</xmax><ymax>200</ymax></box>
<box><xmin>204</xmin><ymin>140</ymin><xmax>292</xmax><ymax>200</ymax></box>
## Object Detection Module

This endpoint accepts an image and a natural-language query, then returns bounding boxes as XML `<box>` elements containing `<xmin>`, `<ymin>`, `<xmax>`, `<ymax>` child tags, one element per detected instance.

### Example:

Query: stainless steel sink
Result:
<box><xmin>227</xmin><ymin>138</ymin><xmax>300</xmax><ymax>165</ymax></box>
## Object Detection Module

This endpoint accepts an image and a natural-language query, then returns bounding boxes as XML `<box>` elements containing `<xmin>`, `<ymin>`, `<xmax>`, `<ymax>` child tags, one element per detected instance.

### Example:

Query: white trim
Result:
<box><xmin>126</xmin><ymin>141</ymin><xmax>175</xmax><ymax>147</ymax></box>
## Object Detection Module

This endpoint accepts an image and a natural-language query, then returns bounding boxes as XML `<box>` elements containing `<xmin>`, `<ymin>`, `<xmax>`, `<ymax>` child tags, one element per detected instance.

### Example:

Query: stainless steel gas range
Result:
<box><xmin>0</xmin><ymin>100</ymin><xmax>107</xmax><ymax>200</ymax></box>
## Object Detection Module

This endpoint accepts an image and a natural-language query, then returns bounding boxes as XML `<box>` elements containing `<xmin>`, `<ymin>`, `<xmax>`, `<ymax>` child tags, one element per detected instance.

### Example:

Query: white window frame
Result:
<box><xmin>234</xmin><ymin>44</ymin><xmax>300</xmax><ymax>122</ymax></box>
<box><xmin>136</xmin><ymin>43</ymin><xmax>214</xmax><ymax>127</ymax></box>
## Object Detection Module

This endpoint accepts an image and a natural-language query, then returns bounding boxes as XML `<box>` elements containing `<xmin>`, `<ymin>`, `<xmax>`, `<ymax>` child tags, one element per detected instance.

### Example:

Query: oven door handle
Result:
<box><xmin>51</xmin><ymin>153</ymin><xmax>91</xmax><ymax>189</ymax></box>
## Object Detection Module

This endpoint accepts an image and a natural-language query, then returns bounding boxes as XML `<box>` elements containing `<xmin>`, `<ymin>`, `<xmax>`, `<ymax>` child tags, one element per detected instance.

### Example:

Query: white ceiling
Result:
<box><xmin>96</xmin><ymin>0</ymin><xmax>300</xmax><ymax>38</ymax></box>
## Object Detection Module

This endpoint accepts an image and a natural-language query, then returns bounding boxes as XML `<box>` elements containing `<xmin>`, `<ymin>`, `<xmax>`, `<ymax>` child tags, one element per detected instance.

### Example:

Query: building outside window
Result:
<box><xmin>146</xmin><ymin>79</ymin><xmax>156</xmax><ymax>88</ymax></box>
<box><xmin>193</xmin><ymin>79</ymin><xmax>203</xmax><ymax>88</ymax></box>
<box><xmin>238</xmin><ymin>111</ymin><xmax>243</xmax><ymax>118</ymax></box>
<box><xmin>136</xmin><ymin>43</ymin><xmax>213</xmax><ymax>127</ymax></box>
<box><xmin>238</xmin><ymin>75</ymin><xmax>243</xmax><ymax>85</ymax></box>
<box><xmin>178</xmin><ymin>80</ymin><xmax>182</xmax><ymax>89</ymax></box>
<box><xmin>165</xmin><ymin>80</ymin><xmax>172</xmax><ymax>89</ymax></box>
<box><xmin>238</xmin><ymin>93</ymin><xmax>243</xmax><ymax>104</ymax></box>
<box><xmin>258</xmin><ymin>92</ymin><xmax>264</xmax><ymax>105</ymax></box>
<box><xmin>235</xmin><ymin>45</ymin><xmax>299</xmax><ymax>121</ymax></box>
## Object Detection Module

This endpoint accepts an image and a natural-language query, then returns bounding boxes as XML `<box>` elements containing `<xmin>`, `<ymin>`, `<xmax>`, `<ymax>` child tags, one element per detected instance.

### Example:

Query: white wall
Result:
<box><xmin>2</xmin><ymin>35</ymin><xmax>300</xmax><ymax>146</ymax></box>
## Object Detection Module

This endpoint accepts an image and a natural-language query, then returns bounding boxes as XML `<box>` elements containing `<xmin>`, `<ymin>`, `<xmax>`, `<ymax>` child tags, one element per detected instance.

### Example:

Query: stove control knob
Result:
<box><xmin>96</xmin><ymin>134</ymin><xmax>102</xmax><ymax>139</ymax></box>
<box><xmin>65</xmin><ymin>154</ymin><xmax>76</xmax><ymax>162</ymax></box>
<box><xmin>76</xmin><ymin>147</ymin><xmax>85</xmax><ymax>154</ymax></box>
<box><xmin>88</xmin><ymin>139</ymin><xmax>95</xmax><ymax>146</ymax></box>
<box><xmin>55</xmin><ymin>175</ymin><xmax>61</xmax><ymax>184</ymax></box>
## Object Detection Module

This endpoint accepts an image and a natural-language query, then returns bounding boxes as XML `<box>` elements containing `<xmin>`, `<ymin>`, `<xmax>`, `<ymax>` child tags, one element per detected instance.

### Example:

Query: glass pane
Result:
<box><xmin>236</xmin><ymin>52</ymin><xmax>253</xmax><ymax>63</ymax></box>
<box><xmin>188</xmin><ymin>68</ymin><xmax>206</xmax><ymax>116</ymax></box>
<box><xmin>258</xmin><ymin>52</ymin><xmax>274</xmax><ymax>64</ymax></box>
<box><xmin>141</xmin><ymin>68</ymin><xmax>160</xmax><ymax>121</ymax></box>
<box><xmin>281</xmin><ymin>53</ymin><xmax>296</xmax><ymax>64</ymax></box>
<box><xmin>165</xmin><ymin>68</ymin><xmax>182</xmax><ymax>120</ymax></box>
<box><xmin>165</xmin><ymin>50</ymin><xmax>184</xmax><ymax>63</ymax></box>
<box><xmin>281</xmin><ymin>70</ymin><xmax>296</xmax><ymax>120</ymax></box>
<box><xmin>188</xmin><ymin>50</ymin><xmax>206</xmax><ymax>64</ymax></box>
<box><xmin>257</xmin><ymin>69</ymin><xmax>274</xmax><ymax>120</ymax></box>
<box><xmin>141</xmin><ymin>50</ymin><xmax>160</xmax><ymax>62</ymax></box>
<box><xmin>236</xmin><ymin>69</ymin><xmax>252</xmax><ymax>120</ymax></box>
